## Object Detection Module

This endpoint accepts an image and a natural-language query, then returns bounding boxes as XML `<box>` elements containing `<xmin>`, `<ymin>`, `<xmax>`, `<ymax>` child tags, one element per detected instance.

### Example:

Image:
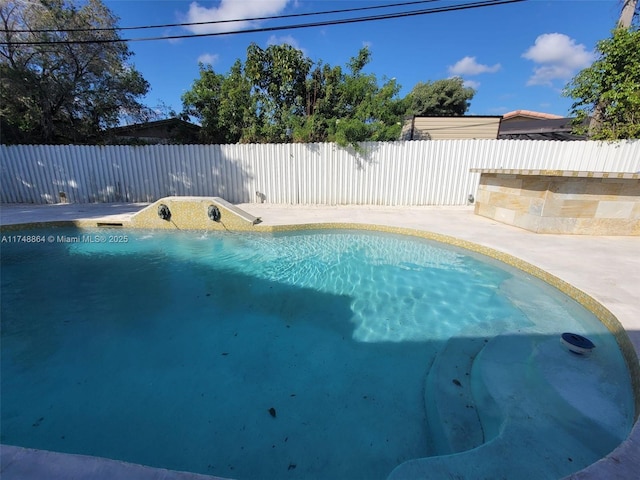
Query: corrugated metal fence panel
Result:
<box><xmin>1</xmin><ymin>140</ymin><xmax>639</xmax><ymax>205</ymax></box>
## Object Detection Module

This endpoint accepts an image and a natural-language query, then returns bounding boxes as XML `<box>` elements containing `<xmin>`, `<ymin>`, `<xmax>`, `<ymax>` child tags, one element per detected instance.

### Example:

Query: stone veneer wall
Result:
<box><xmin>472</xmin><ymin>170</ymin><xmax>640</xmax><ymax>235</ymax></box>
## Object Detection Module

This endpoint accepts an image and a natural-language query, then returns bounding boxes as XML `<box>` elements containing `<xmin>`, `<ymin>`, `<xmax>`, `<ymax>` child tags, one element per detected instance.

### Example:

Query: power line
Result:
<box><xmin>3</xmin><ymin>0</ymin><xmax>527</xmax><ymax>45</ymax></box>
<box><xmin>7</xmin><ymin>0</ymin><xmax>442</xmax><ymax>33</ymax></box>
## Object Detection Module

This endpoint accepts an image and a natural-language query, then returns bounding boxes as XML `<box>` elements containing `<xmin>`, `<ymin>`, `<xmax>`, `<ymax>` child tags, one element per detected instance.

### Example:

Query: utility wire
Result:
<box><xmin>3</xmin><ymin>0</ymin><xmax>526</xmax><ymax>45</ymax></box>
<box><xmin>8</xmin><ymin>0</ymin><xmax>442</xmax><ymax>33</ymax></box>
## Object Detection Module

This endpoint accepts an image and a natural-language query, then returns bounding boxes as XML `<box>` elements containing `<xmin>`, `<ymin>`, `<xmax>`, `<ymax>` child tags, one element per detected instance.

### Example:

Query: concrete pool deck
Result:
<box><xmin>1</xmin><ymin>202</ymin><xmax>639</xmax><ymax>479</ymax></box>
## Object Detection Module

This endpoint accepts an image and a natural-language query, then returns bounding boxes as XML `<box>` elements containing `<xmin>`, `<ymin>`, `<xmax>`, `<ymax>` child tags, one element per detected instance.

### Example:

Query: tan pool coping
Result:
<box><xmin>1</xmin><ymin>202</ymin><xmax>639</xmax><ymax>479</ymax></box>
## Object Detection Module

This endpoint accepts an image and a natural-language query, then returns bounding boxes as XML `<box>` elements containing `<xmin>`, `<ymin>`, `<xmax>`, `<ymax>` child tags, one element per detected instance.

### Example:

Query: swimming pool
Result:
<box><xmin>0</xmin><ymin>227</ymin><xmax>634</xmax><ymax>479</ymax></box>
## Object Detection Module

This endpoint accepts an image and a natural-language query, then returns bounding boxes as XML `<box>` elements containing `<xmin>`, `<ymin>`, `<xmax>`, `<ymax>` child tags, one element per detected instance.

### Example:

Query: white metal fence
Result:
<box><xmin>1</xmin><ymin>140</ymin><xmax>639</xmax><ymax>205</ymax></box>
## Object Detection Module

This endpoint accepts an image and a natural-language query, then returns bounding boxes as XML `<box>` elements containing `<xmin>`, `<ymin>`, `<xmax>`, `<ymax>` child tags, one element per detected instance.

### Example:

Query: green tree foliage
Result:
<box><xmin>245</xmin><ymin>43</ymin><xmax>312</xmax><ymax>142</ymax></box>
<box><xmin>331</xmin><ymin>47</ymin><xmax>405</xmax><ymax>145</ymax></box>
<box><xmin>181</xmin><ymin>65</ymin><xmax>226</xmax><ymax>143</ymax></box>
<box><xmin>182</xmin><ymin>44</ymin><xmax>407</xmax><ymax>146</ymax></box>
<box><xmin>0</xmin><ymin>0</ymin><xmax>149</xmax><ymax>144</ymax></box>
<box><xmin>563</xmin><ymin>26</ymin><xmax>640</xmax><ymax>140</ymax></box>
<box><xmin>182</xmin><ymin>60</ymin><xmax>256</xmax><ymax>144</ymax></box>
<box><xmin>405</xmin><ymin>78</ymin><xmax>475</xmax><ymax>116</ymax></box>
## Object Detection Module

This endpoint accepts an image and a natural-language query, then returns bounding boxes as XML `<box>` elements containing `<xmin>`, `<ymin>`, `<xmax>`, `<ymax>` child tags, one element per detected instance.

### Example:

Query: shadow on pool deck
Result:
<box><xmin>0</xmin><ymin>203</ymin><xmax>146</xmax><ymax>225</ymax></box>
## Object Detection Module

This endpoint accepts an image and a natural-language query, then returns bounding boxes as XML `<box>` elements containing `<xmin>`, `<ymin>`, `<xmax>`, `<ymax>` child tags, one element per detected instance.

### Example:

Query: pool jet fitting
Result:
<box><xmin>157</xmin><ymin>204</ymin><xmax>171</xmax><ymax>221</ymax></box>
<box><xmin>208</xmin><ymin>205</ymin><xmax>221</xmax><ymax>222</ymax></box>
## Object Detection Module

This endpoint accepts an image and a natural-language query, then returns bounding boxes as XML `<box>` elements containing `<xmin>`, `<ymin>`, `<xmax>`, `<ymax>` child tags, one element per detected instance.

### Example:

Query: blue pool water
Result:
<box><xmin>0</xmin><ymin>228</ymin><xmax>634</xmax><ymax>479</ymax></box>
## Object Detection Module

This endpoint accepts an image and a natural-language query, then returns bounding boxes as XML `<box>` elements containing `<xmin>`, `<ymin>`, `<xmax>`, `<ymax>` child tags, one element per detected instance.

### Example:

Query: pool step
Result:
<box><xmin>0</xmin><ymin>445</ymin><xmax>232</xmax><ymax>480</ymax></box>
<box><xmin>530</xmin><ymin>336</ymin><xmax>632</xmax><ymax>453</ymax></box>
<box><xmin>472</xmin><ymin>332</ymin><xmax>631</xmax><ymax>453</ymax></box>
<box><xmin>424</xmin><ymin>335</ymin><xmax>489</xmax><ymax>455</ymax></box>
<box><xmin>469</xmin><ymin>331</ymin><xmax>537</xmax><ymax>442</ymax></box>
<box><xmin>390</xmin><ymin>331</ymin><xmax>627</xmax><ymax>480</ymax></box>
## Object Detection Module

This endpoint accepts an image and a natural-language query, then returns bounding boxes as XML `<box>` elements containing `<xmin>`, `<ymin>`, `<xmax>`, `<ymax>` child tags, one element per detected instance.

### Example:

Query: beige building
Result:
<box><xmin>500</xmin><ymin>109</ymin><xmax>563</xmax><ymax>124</ymax></box>
<box><xmin>401</xmin><ymin>111</ymin><xmax>584</xmax><ymax>141</ymax></box>
<box><xmin>401</xmin><ymin>116</ymin><xmax>503</xmax><ymax>140</ymax></box>
<box><xmin>498</xmin><ymin>110</ymin><xmax>585</xmax><ymax>140</ymax></box>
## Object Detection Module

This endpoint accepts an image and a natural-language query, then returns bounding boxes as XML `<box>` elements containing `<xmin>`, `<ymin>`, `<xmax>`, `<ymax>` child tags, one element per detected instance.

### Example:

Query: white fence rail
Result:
<box><xmin>1</xmin><ymin>140</ymin><xmax>639</xmax><ymax>205</ymax></box>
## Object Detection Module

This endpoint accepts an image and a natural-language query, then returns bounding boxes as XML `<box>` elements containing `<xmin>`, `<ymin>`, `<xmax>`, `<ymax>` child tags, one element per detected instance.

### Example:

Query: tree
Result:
<box><xmin>332</xmin><ymin>47</ymin><xmax>404</xmax><ymax>146</ymax></box>
<box><xmin>404</xmin><ymin>78</ymin><xmax>475</xmax><ymax>117</ymax></box>
<box><xmin>181</xmin><ymin>44</ymin><xmax>405</xmax><ymax>146</ymax></box>
<box><xmin>0</xmin><ymin>0</ymin><xmax>149</xmax><ymax>144</ymax></box>
<box><xmin>181</xmin><ymin>64</ymin><xmax>227</xmax><ymax>143</ymax></box>
<box><xmin>182</xmin><ymin>44</ymin><xmax>473</xmax><ymax>146</ymax></box>
<box><xmin>182</xmin><ymin>60</ymin><xmax>256</xmax><ymax>144</ymax></box>
<box><xmin>290</xmin><ymin>61</ymin><xmax>343</xmax><ymax>142</ymax></box>
<box><xmin>563</xmin><ymin>26</ymin><xmax>640</xmax><ymax>140</ymax></box>
<box><xmin>291</xmin><ymin>46</ymin><xmax>404</xmax><ymax>146</ymax></box>
<box><xmin>245</xmin><ymin>43</ymin><xmax>312</xmax><ymax>142</ymax></box>
<box><xmin>218</xmin><ymin>59</ymin><xmax>256</xmax><ymax>143</ymax></box>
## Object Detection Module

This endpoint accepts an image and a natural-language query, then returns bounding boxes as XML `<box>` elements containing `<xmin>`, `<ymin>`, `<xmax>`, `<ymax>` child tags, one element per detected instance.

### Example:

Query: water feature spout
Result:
<box><xmin>208</xmin><ymin>205</ymin><xmax>221</xmax><ymax>222</ymax></box>
<box><xmin>157</xmin><ymin>204</ymin><xmax>171</xmax><ymax>221</ymax></box>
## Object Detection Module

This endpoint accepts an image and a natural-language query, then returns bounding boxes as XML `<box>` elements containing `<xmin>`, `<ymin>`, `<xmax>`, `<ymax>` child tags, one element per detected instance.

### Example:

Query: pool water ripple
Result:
<box><xmin>0</xmin><ymin>228</ymin><xmax>633</xmax><ymax>480</ymax></box>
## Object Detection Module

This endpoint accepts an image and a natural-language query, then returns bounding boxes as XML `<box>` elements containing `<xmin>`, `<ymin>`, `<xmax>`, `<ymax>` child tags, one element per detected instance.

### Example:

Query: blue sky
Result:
<box><xmin>103</xmin><ymin>0</ymin><xmax>624</xmax><ymax>119</ymax></box>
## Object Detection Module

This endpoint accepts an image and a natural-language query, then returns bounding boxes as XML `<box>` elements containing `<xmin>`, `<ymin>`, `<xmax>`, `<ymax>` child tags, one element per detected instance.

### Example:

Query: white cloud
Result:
<box><xmin>183</xmin><ymin>0</ymin><xmax>291</xmax><ymax>34</ymax></box>
<box><xmin>463</xmin><ymin>79</ymin><xmax>480</xmax><ymax>90</ymax></box>
<box><xmin>522</xmin><ymin>33</ymin><xmax>595</xmax><ymax>86</ymax></box>
<box><xmin>449</xmin><ymin>56</ymin><xmax>501</xmax><ymax>76</ymax></box>
<box><xmin>197</xmin><ymin>53</ymin><xmax>219</xmax><ymax>65</ymax></box>
<box><xmin>266</xmin><ymin>34</ymin><xmax>306</xmax><ymax>53</ymax></box>
<box><xmin>526</xmin><ymin>65</ymin><xmax>575</xmax><ymax>86</ymax></box>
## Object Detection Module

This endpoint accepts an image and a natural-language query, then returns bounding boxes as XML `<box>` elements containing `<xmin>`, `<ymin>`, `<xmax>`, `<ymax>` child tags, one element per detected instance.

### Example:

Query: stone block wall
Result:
<box><xmin>472</xmin><ymin>170</ymin><xmax>640</xmax><ymax>235</ymax></box>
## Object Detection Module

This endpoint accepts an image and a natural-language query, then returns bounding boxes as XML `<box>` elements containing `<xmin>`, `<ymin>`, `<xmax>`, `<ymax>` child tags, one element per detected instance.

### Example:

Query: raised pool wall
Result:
<box><xmin>124</xmin><ymin>196</ymin><xmax>261</xmax><ymax>230</ymax></box>
<box><xmin>471</xmin><ymin>169</ymin><xmax>640</xmax><ymax>235</ymax></box>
